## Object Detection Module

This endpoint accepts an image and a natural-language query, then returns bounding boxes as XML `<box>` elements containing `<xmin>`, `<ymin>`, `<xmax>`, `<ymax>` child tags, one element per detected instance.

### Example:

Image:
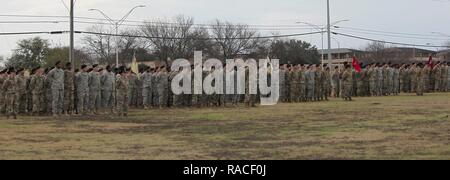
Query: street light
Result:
<box><xmin>89</xmin><ymin>5</ymin><xmax>146</xmax><ymax>67</ymax></box>
<box><xmin>331</xmin><ymin>37</ymin><xmax>340</xmax><ymax>49</ymax></box>
<box><xmin>296</xmin><ymin>19</ymin><xmax>349</xmax><ymax>65</ymax></box>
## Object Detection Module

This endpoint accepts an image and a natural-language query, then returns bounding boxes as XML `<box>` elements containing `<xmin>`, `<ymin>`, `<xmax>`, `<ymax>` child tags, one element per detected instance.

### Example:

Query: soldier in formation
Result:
<box><xmin>1</xmin><ymin>61</ymin><xmax>449</xmax><ymax>118</ymax></box>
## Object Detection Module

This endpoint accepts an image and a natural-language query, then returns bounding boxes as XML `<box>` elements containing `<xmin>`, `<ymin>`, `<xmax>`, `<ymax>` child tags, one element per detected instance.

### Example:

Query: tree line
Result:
<box><xmin>2</xmin><ymin>15</ymin><xmax>321</xmax><ymax>69</ymax></box>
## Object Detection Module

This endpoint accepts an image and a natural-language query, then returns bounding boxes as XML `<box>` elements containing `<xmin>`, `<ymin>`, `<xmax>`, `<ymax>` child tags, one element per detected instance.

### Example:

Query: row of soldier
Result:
<box><xmin>0</xmin><ymin>61</ymin><xmax>260</xmax><ymax>118</ymax></box>
<box><xmin>1</xmin><ymin>60</ymin><xmax>449</xmax><ymax>118</ymax></box>
<box><xmin>279</xmin><ymin>62</ymin><xmax>450</xmax><ymax>102</ymax></box>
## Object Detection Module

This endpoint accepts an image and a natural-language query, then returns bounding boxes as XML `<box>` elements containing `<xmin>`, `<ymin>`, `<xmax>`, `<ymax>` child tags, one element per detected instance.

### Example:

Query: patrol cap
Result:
<box><xmin>16</xmin><ymin>68</ymin><xmax>24</xmax><ymax>74</ymax></box>
<box><xmin>31</xmin><ymin>66</ymin><xmax>41</xmax><ymax>74</ymax></box>
<box><xmin>7</xmin><ymin>67</ymin><xmax>16</xmax><ymax>74</ymax></box>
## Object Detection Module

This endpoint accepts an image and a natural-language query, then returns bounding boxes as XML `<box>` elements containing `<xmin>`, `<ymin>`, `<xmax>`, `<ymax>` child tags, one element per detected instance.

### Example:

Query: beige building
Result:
<box><xmin>320</xmin><ymin>48</ymin><xmax>446</xmax><ymax>64</ymax></box>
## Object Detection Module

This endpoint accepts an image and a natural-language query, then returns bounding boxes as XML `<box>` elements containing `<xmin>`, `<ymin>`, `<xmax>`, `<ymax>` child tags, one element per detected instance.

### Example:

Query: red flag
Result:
<box><xmin>427</xmin><ymin>55</ymin><xmax>434</xmax><ymax>69</ymax></box>
<box><xmin>352</xmin><ymin>56</ymin><xmax>362</xmax><ymax>73</ymax></box>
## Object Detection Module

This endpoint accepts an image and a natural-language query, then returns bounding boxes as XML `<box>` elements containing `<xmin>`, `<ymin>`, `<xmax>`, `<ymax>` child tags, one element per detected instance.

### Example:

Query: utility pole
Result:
<box><xmin>89</xmin><ymin>5</ymin><xmax>146</xmax><ymax>67</ymax></box>
<box><xmin>69</xmin><ymin>0</ymin><xmax>75</xmax><ymax>70</ymax></box>
<box><xmin>327</xmin><ymin>0</ymin><xmax>332</xmax><ymax>66</ymax></box>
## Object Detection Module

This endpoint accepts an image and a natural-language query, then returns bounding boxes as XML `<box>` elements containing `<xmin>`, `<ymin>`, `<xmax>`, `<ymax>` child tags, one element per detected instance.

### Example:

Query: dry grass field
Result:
<box><xmin>0</xmin><ymin>93</ymin><xmax>449</xmax><ymax>160</ymax></box>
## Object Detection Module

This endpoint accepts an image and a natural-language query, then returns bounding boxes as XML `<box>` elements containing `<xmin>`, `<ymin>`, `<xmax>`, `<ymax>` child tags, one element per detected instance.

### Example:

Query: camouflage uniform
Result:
<box><xmin>368</xmin><ymin>66</ymin><xmax>377</xmax><ymax>96</ymax></box>
<box><xmin>321</xmin><ymin>69</ymin><xmax>330</xmax><ymax>100</ymax></box>
<box><xmin>422</xmin><ymin>66</ymin><xmax>434</xmax><ymax>92</ymax></box>
<box><xmin>399</xmin><ymin>66</ymin><xmax>407</xmax><ymax>93</ymax></box>
<box><xmin>44</xmin><ymin>74</ymin><xmax>52</xmax><ymax>114</ymax></box>
<box><xmin>429</xmin><ymin>66</ymin><xmax>436</xmax><ymax>92</ymax></box>
<box><xmin>305</xmin><ymin>69</ymin><xmax>315</xmax><ymax>101</ymax></box>
<box><xmin>169</xmin><ymin>71</ymin><xmax>180</xmax><ymax>108</ymax></box>
<box><xmin>285</xmin><ymin>68</ymin><xmax>291</xmax><ymax>103</ymax></box>
<box><xmin>219</xmin><ymin>69</ymin><xmax>227</xmax><ymax>107</ymax></box>
<box><xmin>101</xmin><ymin>70</ymin><xmax>115</xmax><ymax>112</ymax></box>
<box><xmin>76</xmin><ymin>71</ymin><xmax>89</xmax><ymax>115</ymax></box>
<box><xmin>0</xmin><ymin>74</ymin><xmax>5</xmax><ymax>114</ymax></box>
<box><xmin>299</xmin><ymin>68</ymin><xmax>307</xmax><ymax>102</ymax></box>
<box><xmin>434</xmin><ymin>65</ymin><xmax>441</xmax><ymax>92</ymax></box>
<box><xmin>383</xmin><ymin>66</ymin><xmax>390</xmax><ymax>95</ymax></box>
<box><xmin>26</xmin><ymin>76</ymin><xmax>33</xmax><ymax>114</ymax></box>
<box><xmin>48</xmin><ymin>67</ymin><xmax>65</xmax><ymax>115</ymax></box>
<box><xmin>191</xmin><ymin>70</ymin><xmax>199</xmax><ymax>107</ymax></box>
<box><xmin>116</xmin><ymin>74</ymin><xmax>129</xmax><ymax>116</ymax></box>
<box><xmin>157</xmin><ymin>71</ymin><xmax>169</xmax><ymax>108</ymax></box>
<box><xmin>64</xmin><ymin>69</ymin><xmax>75</xmax><ymax>114</ymax></box>
<box><xmin>314</xmin><ymin>68</ymin><xmax>323</xmax><ymax>101</ymax></box>
<box><xmin>16</xmin><ymin>74</ymin><xmax>27</xmax><ymax>114</ymax></box>
<box><xmin>279</xmin><ymin>69</ymin><xmax>286</xmax><ymax>102</ymax></box>
<box><xmin>356</xmin><ymin>70</ymin><xmax>365</xmax><ymax>97</ymax></box>
<box><xmin>128</xmin><ymin>73</ymin><xmax>138</xmax><ymax>107</ymax></box>
<box><xmin>136</xmin><ymin>75</ymin><xmax>143</xmax><ymax>107</ymax></box>
<box><xmin>141</xmin><ymin>71</ymin><xmax>153</xmax><ymax>109</ymax></box>
<box><xmin>352</xmin><ymin>71</ymin><xmax>357</xmax><ymax>97</ymax></box>
<box><xmin>410</xmin><ymin>66</ymin><xmax>418</xmax><ymax>93</ymax></box>
<box><xmin>2</xmin><ymin>75</ymin><xmax>18</xmax><ymax>118</ymax></box>
<box><xmin>331</xmin><ymin>68</ymin><xmax>340</xmax><ymax>98</ymax></box>
<box><xmin>439</xmin><ymin>65</ymin><xmax>446</xmax><ymax>92</ymax></box>
<box><xmin>416</xmin><ymin>67</ymin><xmax>425</xmax><ymax>96</ymax></box>
<box><xmin>244</xmin><ymin>68</ymin><xmax>256</xmax><ymax>107</ymax></box>
<box><xmin>89</xmin><ymin>71</ymin><xmax>101</xmax><ymax>113</ymax></box>
<box><xmin>404</xmin><ymin>67</ymin><xmax>411</xmax><ymax>93</ymax></box>
<box><xmin>393</xmin><ymin>67</ymin><xmax>400</xmax><ymax>95</ymax></box>
<box><xmin>447</xmin><ymin>65</ymin><xmax>450</xmax><ymax>91</ymax></box>
<box><xmin>289</xmin><ymin>70</ymin><xmax>299</xmax><ymax>102</ymax></box>
<box><xmin>376</xmin><ymin>66</ymin><xmax>383</xmax><ymax>96</ymax></box>
<box><xmin>341</xmin><ymin>68</ymin><xmax>353</xmax><ymax>100</ymax></box>
<box><xmin>30</xmin><ymin>74</ymin><xmax>45</xmax><ymax>114</ymax></box>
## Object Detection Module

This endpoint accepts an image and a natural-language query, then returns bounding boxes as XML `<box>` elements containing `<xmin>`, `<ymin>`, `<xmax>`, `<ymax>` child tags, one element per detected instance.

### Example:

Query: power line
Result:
<box><xmin>333</xmin><ymin>32</ymin><xmax>450</xmax><ymax>48</ymax></box>
<box><xmin>0</xmin><ymin>30</ymin><xmax>323</xmax><ymax>39</ymax></box>
<box><xmin>0</xmin><ymin>14</ymin><xmax>317</xmax><ymax>28</ymax></box>
<box><xmin>72</xmin><ymin>20</ymin><xmax>317</xmax><ymax>31</ymax></box>
<box><xmin>0</xmin><ymin>31</ymin><xmax>70</xmax><ymax>35</ymax></box>
<box><xmin>79</xmin><ymin>30</ymin><xmax>325</xmax><ymax>40</ymax></box>
<box><xmin>333</xmin><ymin>29</ymin><xmax>449</xmax><ymax>41</ymax></box>
<box><xmin>337</xmin><ymin>26</ymin><xmax>445</xmax><ymax>38</ymax></box>
<box><xmin>0</xmin><ymin>21</ymin><xmax>63</xmax><ymax>24</ymax></box>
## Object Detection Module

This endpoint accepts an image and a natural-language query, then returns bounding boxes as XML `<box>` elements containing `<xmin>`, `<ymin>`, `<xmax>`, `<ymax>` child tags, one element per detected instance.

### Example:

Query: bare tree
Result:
<box><xmin>141</xmin><ymin>15</ymin><xmax>213</xmax><ymax>65</ymax></box>
<box><xmin>82</xmin><ymin>25</ymin><xmax>114</xmax><ymax>65</ymax></box>
<box><xmin>209</xmin><ymin>20</ymin><xmax>260</xmax><ymax>59</ymax></box>
<box><xmin>362</xmin><ymin>41</ymin><xmax>389</xmax><ymax>63</ymax></box>
<box><xmin>118</xmin><ymin>28</ymin><xmax>151</xmax><ymax>63</ymax></box>
<box><xmin>362</xmin><ymin>42</ymin><xmax>416</xmax><ymax>64</ymax></box>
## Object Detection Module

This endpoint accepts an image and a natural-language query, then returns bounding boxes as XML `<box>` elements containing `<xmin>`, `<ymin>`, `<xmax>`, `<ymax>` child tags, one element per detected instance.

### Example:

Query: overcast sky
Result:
<box><xmin>1</xmin><ymin>0</ymin><xmax>450</xmax><ymax>60</ymax></box>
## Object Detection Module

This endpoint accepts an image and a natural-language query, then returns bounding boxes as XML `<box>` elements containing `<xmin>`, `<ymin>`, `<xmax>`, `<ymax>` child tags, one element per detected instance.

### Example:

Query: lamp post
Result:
<box><xmin>89</xmin><ymin>5</ymin><xmax>146</xmax><ymax>67</ymax></box>
<box><xmin>296</xmin><ymin>19</ymin><xmax>349</xmax><ymax>65</ymax></box>
<box><xmin>331</xmin><ymin>37</ymin><xmax>340</xmax><ymax>49</ymax></box>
